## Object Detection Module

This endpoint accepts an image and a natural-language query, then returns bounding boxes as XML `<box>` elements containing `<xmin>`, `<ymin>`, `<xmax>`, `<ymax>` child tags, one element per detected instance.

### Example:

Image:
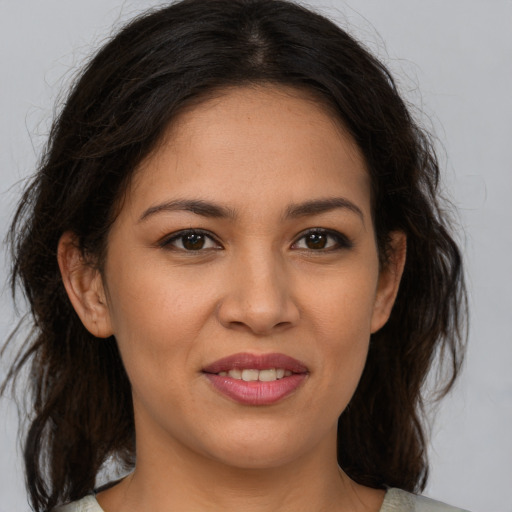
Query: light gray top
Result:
<box><xmin>56</xmin><ymin>488</ymin><xmax>470</xmax><ymax>511</ymax></box>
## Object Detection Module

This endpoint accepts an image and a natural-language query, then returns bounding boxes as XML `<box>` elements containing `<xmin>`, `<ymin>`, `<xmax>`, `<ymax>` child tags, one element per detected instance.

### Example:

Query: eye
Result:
<box><xmin>292</xmin><ymin>229</ymin><xmax>352</xmax><ymax>251</ymax></box>
<box><xmin>160</xmin><ymin>230</ymin><xmax>222</xmax><ymax>251</ymax></box>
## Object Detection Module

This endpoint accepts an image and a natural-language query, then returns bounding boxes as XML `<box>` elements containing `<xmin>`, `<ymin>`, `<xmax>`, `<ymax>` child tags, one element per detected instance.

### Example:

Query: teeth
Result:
<box><xmin>241</xmin><ymin>369</ymin><xmax>259</xmax><ymax>381</ymax></box>
<box><xmin>228</xmin><ymin>368</ymin><xmax>242</xmax><ymax>379</ymax></box>
<box><xmin>259</xmin><ymin>369</ymin><xmax>277</xmax><ymax>382</ymax></box>
<box><xmin>219</xmin><ymin>368</ymin><xmax>292</xmax><ymax>381</ymax></box>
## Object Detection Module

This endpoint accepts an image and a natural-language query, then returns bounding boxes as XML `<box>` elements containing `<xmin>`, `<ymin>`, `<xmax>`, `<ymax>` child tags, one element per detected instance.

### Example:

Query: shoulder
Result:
<box><xmin>54</xmin><ymin>489</ymin><xmax>470</xmax><ymax>512</ymax></box>
<box><xmin>53</xmin><ymin>495</ymin><xmax>104</xmax><ymax>512</ymax></box>
<box><xmin>381</xmin><ymin>488</ymin><xmax>471</xmax><ymax>512</ymax></box>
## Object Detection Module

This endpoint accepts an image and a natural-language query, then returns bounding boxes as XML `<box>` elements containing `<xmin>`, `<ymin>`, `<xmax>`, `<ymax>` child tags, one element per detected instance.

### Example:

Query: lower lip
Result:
<box><xmin>204</xmin><ymin>373</ymin><xmax>307</xmax><ymax>405</ymax></box>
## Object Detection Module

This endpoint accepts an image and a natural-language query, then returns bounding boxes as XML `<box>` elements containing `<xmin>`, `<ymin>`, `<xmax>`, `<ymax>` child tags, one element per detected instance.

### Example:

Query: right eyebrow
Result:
<box><xmin>284</xmin><ymin>197</ymin><xmax>365</xmax><ymax>223</ymax></box>
<box><xmin>138</xmin><ymin>199</ymin><xmax>236</xmax><ymax>223</ymax></box>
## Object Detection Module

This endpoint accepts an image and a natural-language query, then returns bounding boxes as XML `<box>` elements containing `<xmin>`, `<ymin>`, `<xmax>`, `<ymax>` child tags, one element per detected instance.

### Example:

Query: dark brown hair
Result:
<box><xmin>2</xmin><ymin>1</ymin><xmax>466</xmax><ymax>510</ymax></box>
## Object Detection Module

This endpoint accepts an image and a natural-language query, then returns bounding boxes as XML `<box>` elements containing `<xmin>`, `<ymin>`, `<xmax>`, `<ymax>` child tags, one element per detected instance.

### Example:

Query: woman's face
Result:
<box><xmin>85</xmin><ymin>86</ymin><xmax>403</xmax><ymax>469</ymax></box>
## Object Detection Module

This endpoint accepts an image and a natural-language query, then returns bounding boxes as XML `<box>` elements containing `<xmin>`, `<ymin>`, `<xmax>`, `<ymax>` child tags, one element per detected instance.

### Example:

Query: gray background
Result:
<box><xmin>1</xmin><ymin>1</ymin><xmax>511</xmax><ymax>511</ymax></box>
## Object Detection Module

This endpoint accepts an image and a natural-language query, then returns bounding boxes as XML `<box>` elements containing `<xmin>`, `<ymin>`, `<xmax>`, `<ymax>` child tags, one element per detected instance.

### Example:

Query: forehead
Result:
<box><xmin>127</xmin><ymin>85</ymin><xmax>371</xmax><ymax>219</ymax></box>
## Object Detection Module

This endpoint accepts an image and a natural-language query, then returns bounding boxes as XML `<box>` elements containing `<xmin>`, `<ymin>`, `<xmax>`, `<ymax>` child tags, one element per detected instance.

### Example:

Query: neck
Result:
<box><xmin>97</xmin><ymin>425</ymin><xmax>384</xmax><ymax>512</ymax></box>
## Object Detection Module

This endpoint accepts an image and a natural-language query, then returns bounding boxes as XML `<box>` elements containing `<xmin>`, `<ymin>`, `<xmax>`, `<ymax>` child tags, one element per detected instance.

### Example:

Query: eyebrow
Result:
<box><xmin>138</xmin><ymin>196</ymin><xmax>364</xmax><ymax>223</ymax></box>
<box><xmin>138</xmin><ymin>199</ymin><xmax>236</xmax><ymax>222</ymax></box>
<box><xmin>284</xmin><ymin>197</ymin><xmax>364</xmax><ymax>222</ymax></box>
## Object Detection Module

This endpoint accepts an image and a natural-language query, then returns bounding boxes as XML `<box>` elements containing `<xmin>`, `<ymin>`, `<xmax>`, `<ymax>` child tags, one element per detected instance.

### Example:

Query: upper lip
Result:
<box><xmin>202</xmin><ymin>352</ymin><xmax>308</xmax><ymax>374</ymax></box>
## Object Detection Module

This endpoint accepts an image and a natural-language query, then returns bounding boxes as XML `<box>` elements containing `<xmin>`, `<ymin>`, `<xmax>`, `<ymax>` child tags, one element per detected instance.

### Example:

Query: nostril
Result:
<box><xmin>224</xmin><ymin>319</ymin><xmax>295</xmax><ymax>336</ymax></box>
<box><xmin>229</xmin><ymin>321</ymin><xmax>246</xmax><ymax>329</ymax></box>
<box><xmin>216</xmin><ymin>275</ymin><xmax>300</xmax><ymax>334</ymax></box>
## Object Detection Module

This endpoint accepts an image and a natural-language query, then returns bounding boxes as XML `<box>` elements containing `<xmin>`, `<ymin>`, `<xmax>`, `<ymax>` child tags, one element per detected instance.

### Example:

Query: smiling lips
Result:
<box><xmin>202</xmin><ymin>353</ymin><xmax>308</xmax><ymax>405</ymax></box>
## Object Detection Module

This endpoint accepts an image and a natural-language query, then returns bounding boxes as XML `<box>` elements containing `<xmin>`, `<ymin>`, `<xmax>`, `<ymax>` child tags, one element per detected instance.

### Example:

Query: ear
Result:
<box><xmin>370</xmin><ymin>231</ymin><xmax>407</xmax><ymax>333</ymax></box>
<box><xmin>57</xmin><ymin>231</ymin><xmax>113</xmax><ymax>338</ymax></box>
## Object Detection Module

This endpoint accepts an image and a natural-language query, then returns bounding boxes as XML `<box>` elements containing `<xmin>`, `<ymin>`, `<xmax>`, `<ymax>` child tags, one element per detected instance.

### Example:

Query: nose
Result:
<box><xmin>217</xmin><ymin>250</ymin><xmax>300</xmax><ymax>335</ymax></box>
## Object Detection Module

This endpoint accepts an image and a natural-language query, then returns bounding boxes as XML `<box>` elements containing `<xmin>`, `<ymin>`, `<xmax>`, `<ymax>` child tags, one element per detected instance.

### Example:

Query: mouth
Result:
<box><xmin>202</xmin><ymin>353</ymin><xmax>308</xmax><ymax>406</ymax></box>
<box><xmin>215</xmin><ymin>368</ymin><xmax>293</xmax><ymax>381</ymax></box>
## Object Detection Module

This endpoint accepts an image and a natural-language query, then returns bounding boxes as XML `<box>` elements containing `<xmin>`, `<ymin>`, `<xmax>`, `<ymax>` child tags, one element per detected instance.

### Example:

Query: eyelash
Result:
<box><xmin>159</xmin><ymin>229</ymin><xmax>222</xmax><ymax>251</ymax></box>
<box><xmin>159</xmin><ymin>228</ymin><xmax>353</xmax><ymax>252</ymax></box>
<box><xmin>291</xmin><ymin>228</ymin><xmax>353</xmax><ymax>252</ymax></box>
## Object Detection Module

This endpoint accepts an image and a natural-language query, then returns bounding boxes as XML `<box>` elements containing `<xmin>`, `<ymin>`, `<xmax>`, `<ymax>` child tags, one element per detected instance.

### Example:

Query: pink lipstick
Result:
<box><xmin>202</xmin><ymin>353</ymin><xmax>308</xmax><ymax>406</ymax></box>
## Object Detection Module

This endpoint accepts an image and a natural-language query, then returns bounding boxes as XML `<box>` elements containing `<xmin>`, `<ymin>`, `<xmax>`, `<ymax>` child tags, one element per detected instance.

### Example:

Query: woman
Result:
<box><xmin>2</xmin><ymin>0</ymin><xmax>468</xmax><ymax>511</ymax></box>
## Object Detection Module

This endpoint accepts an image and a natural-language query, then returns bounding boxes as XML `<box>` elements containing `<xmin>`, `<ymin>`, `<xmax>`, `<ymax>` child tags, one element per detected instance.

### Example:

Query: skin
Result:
<box><xmin>59</xmin><ymin>85</ymin><xmax>406</xmax><ymax>512</ymax></box>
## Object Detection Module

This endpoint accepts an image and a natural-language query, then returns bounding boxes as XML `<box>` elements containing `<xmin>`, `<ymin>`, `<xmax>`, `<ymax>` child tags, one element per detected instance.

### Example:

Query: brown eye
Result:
<box><xmin>292</xmin><ymin>229</ymin><xmax>352</xmax><ymax>251</ymax></box>
<box><xmin>304</xmin><ymin>232</ymin><xmax>328</xmax><ymax>249</ymax></box>
<box><xmin>182</xmin><ymin>233</ymin><xmax>206</xmax><ymax>250</ymax></box>
<box><xmin>161</xmin><ymin>230</ymin><xmax>221</xmax><ymax>251</ymax></box>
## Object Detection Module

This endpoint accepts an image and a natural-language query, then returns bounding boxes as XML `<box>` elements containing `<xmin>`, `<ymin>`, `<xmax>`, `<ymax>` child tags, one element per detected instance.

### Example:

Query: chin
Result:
<box><xmin>198</xmin><ymin>424</ymin><xmax>322</xmax><ymax>471</ymax></box>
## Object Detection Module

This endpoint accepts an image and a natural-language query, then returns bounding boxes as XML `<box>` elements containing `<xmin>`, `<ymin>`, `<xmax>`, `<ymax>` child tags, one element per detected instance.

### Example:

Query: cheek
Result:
<box><xmin>106</xmin><ymin>251</ymin><xmax>212</xmax><ymax>332</ymax></box>
<box><xmin>102</xmin><ymin>260</ymin><xmax>213</xmax><ymax>388</ymax></box>
<box><xmin>301</xmin><ymin>264</ymin><xmax>379</xmax><ymax>398</ymax></box>
<box><xmin>302</xmin><ymin>261</ymin><xmax>379</xmax><ymax>338</ymax></box>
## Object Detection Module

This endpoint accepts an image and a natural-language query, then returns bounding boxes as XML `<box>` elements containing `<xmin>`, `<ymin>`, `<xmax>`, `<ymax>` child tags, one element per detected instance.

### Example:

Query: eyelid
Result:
<box><xmin>291</xmin><ymin>228</ymin><xmax>353</xmax><ymax>251</ymax></box>
<box><xmin>158</xmin><ymin>229</ymin><xmax>223</xmax><ymax>250</ymax></box>
<box><xmin>156</xmin><ymin>227</ymin><xmax>351</xmax><ymax>252</ymax></box>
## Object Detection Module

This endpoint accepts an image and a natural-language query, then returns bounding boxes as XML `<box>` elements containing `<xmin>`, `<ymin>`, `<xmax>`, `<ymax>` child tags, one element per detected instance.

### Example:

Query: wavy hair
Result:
<box><xmin>2</xmin><ymin>1</ymin><xmax>466</xmax><ymax>510</ymax></box>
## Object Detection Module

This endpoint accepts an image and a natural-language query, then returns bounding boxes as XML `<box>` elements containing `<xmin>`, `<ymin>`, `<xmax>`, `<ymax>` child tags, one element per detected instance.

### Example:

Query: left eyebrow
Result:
<box><xmin>284</xmin><ymin>197</ymin><xmax>365</xmax><ymax>222</ymax></box>
<box><xmin>138</xmin><ymin>199</ymin><xmax>236</xmax><ymax>223</ymax></box>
